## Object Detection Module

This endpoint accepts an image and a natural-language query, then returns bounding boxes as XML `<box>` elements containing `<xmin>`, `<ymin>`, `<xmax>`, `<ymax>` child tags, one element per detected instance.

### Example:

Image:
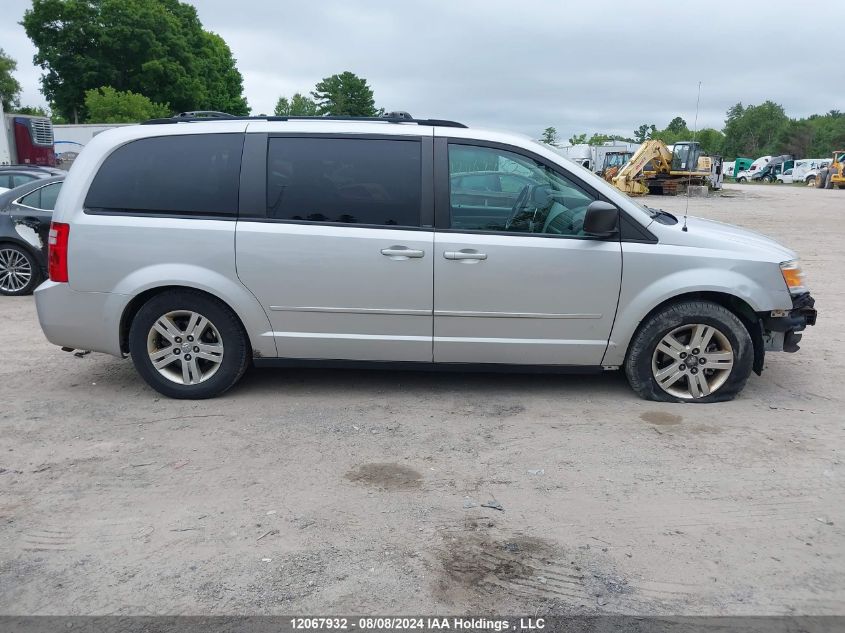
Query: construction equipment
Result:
<box><xmin>822</xmin><ymin>150</ymin><xmax>845</xmax><ymax>189</ymax></box>
<box><xmin>598</xmin><ymin>150</ymin><xmax>634</xmax><ymax>182</ymax></box>
<box><xmin>612</xmin><ymin>140</ymin><xmax>712</xmax><ymax>196</ymax></box>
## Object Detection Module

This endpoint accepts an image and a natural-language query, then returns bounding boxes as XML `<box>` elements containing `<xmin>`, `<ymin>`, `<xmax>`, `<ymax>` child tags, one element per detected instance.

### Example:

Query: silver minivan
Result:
<box><xmin>35</xmin><ymin>113</ymin><xmax>817</xmax><ymax>402</ymax></box>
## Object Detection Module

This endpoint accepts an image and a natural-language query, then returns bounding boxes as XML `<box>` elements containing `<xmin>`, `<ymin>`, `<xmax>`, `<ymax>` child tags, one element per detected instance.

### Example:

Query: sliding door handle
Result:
<box><xmin>381</xmin><ymin>246</ymin><xmax>425</xmax><ymax>259</ymax></box>
<box><xmin>444</xmin><ymin>250</ymin><xmax>487</xmax><ymax>261</ymax></box>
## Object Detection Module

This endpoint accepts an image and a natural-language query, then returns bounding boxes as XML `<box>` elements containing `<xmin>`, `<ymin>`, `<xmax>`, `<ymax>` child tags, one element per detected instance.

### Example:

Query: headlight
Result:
<box><xmin>780</xmin><ymin>260</ymin><xmax>806</xmax><ymax>294</ymax></box>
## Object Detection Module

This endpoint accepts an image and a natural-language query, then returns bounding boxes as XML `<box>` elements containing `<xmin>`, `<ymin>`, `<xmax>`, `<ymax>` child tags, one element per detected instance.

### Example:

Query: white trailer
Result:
<box><xmin>555</xmin><ymin>141</ymin><xmax>641</xmax><ymax>173</ymax></box>
<box><xmin>52</xmin><ymin>123</ymin><xmax>131</xmax><ymax>167</ymax></box>
<box><xmin>0</xmin><ymin>101</ymin><xmax>10</xmax><ymax>165</ymax></box>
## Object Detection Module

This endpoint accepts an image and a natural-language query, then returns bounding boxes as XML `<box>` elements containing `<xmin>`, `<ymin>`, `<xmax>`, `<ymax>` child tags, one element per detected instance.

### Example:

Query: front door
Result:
<box><xmin>433</xmin><ymin>141</ymin><xmax>622</xmax><ymax>365</ymax></box>
<box><xmin>236</xmin><ymin>135</ymin><xmax>434</xmax><ymax>362</ymax></box>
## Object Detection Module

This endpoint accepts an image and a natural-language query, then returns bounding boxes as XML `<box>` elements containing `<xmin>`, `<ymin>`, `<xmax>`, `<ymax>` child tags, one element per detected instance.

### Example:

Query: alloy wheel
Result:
<box><xmin>0</xmin><ymin>248</ymin><xmax>33</xmax><ymax>293</ymax></box>
<box><xmin>146</xmin><ymin>310</ymin><xmax>224</xmax><ymax>385</ymax></box>
<box><xmin>651</xmin><ymin>323</ymin><xmax>734</xmax><ymax>399</ymax></box>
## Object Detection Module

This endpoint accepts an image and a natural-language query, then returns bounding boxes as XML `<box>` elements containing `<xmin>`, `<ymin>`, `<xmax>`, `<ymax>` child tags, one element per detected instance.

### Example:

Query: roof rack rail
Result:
<box><xmin>141</xmin><ymin>111</ymin><xmax>467</xmax><ymax>128</ymax></box>
<box><xmin>176</xmin><ymin>111</ymin><xmax>236</xmax><ymax>119</ymax></box>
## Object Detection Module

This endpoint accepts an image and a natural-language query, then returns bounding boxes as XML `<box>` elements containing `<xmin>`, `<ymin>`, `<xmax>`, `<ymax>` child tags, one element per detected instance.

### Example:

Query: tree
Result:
<box><xmin>275</xmin><ymin>93</ymin><xmax>318</xmax><ymax>116</ymax></box>
<box><xmin>588</xmin><ymin>132</ymin><xmax>635</xmax><ymax>146</ymax></box>
<box><xmin>84</xmin><ymin>86</ymin><xmax>169</xmax><ymax>122</ymax></box>
<box><xmin>568</xmin><ymin>133</ymin><xmax>587</xmax><ymax>145</ymax></box>
<box><xmin>540</xmin><ymin>127</ymin><xmax>558</xmax><ymax>145</ymax></box>
<box><xmin>634</xmin><ymin>123</ymin><xmax>656</xmax><ymax>143</ymax></box>
<box><xmin>804</xmin><ymin>111</ymin><xmax>845</xmax><ymax>157</ymax></box>
<box><xmin>22</xmin><ymin>0</ymin><xmax>249</xmax><ymax>122</ymax></box>
<box><xmin>311</xmin><ymin>71</ymin><xmax>378</xmax><ymax>116</ymax></box>
<box><xmin>14</xmin><ymin>105</ymin><xmax>50</xmax><ymax>116</ymax></box>
<box><xmin>0</xmin><ymin>48</ymin><xmax>22</xmax><ymax>111</ymax></box>
<box><xmin>721</xmin><ymin>101</ymin><xmax>789</xmax><ymax>158</ymax></box>
<box><xmin>695</xmin><ymin>128</ymin><xmax>725</xmax><ymax>155</ymax></box>
<box><xmin>666</xmin><ymin>116</ymin><xmax>688</xmax><ymax>135</ymax></box>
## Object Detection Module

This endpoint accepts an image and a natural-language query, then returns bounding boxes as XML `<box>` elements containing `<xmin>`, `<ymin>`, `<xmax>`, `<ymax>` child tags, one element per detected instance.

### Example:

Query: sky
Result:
<box><xmin>2</xmin><ymin>0</ymin><xmax>843</xmax><ymax>141</ymax></box>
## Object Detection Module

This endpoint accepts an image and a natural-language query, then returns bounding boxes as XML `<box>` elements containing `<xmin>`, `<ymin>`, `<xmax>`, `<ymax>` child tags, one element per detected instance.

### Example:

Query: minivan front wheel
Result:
<box><xmin>625</xmin><ymin>300</ymin><xmax>753</xmax><ymax>403</ymax></box>
<box><xmin>129</xmin><ymin>290</ymin><xmax>250</xmax><ymax>399</ymax></box>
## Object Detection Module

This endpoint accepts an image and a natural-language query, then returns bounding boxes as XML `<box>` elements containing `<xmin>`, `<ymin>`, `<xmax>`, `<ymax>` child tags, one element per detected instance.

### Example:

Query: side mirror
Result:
<box><xmin>583</xmin><ymin>201</ymin><xmax>619</xmax><ymax>237</ymax></box>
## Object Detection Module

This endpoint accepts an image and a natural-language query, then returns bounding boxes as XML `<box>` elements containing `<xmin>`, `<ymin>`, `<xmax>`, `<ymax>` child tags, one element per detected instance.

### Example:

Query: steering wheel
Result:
<box><xmin>504</xmin><ymin>184</ymin><xmax>531</xmax><ymax>231</ymax></box>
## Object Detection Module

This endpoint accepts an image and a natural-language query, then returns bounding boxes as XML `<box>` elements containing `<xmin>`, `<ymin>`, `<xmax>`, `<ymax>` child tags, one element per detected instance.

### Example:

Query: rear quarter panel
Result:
<box><xmin>49</xmin><ymin>122</ymin><xmax>277</xmax><ymax>359</ymax></box>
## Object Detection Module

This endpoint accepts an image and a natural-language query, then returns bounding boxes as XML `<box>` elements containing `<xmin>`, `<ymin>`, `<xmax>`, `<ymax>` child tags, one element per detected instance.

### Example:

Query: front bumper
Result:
<box><xmin>759</xmin><ymin>292</ymin><xmax>817</xmax><ymax>353</ymax></box>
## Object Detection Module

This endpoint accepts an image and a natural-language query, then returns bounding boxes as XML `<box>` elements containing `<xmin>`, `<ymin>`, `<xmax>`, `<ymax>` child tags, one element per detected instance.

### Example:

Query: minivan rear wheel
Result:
<box><xmin>129</xmin><ymin>290</ymin><xmax>250</xmax><ymax>399</ymax></box>
<box><xmin>624</xmin><ymin>300</ymin><xmax>753</xmax><ymax>403</ymax></box>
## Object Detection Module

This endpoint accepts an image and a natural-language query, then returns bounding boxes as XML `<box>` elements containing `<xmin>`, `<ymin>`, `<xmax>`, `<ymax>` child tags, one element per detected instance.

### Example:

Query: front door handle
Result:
<box><xmin>444</xmin><ymin>250</ymin><xmax>487</xmax><ymax>260</ymax></box>
<box><xmin>380</xmin><ymin>246</ymin><xmax>425</xmax><ymax>259</ymax></box>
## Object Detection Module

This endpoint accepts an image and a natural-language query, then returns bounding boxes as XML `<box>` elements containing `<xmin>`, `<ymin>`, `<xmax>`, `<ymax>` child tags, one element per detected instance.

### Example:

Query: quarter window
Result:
<box><xmin>85</xmin><ymin>134</ymin><xmax>244</xmax><ymax>216</ymax></box>
<box><xmin>266</xmin><ymin>137</ymin><xmax>422</xmax><ymax>227</ymax></box>
<box><xmin>448</xmin><ymin>144</ymin><xmax>596</xmax><ymax>236</ymax></box>
<box><xmin>18</xmin><ymin>182</ymin><xmax>62</xmax><ymax>210</ymax></box>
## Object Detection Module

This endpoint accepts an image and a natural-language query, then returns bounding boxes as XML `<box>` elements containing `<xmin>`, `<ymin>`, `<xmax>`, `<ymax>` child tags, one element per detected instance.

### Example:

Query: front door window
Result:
<box><xmin>448</xmin><ymin>144</ymin><xmax>596</xmax><ymax>237</ymax></box>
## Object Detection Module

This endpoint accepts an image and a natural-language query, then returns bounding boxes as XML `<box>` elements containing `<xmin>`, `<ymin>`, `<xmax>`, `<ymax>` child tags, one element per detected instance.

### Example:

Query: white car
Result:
<box><xmin>776</xmin><ymin>169</ymin><xmax>794</xmax><ymax>184</ymax></box>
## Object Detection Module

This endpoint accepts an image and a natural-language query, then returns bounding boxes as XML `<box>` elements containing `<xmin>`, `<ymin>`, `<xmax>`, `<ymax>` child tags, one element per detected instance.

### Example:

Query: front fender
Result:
<box><xmin>602</xmin><ymin>265</ymin><xmax>791</xmax><ymax>367</ymax></box>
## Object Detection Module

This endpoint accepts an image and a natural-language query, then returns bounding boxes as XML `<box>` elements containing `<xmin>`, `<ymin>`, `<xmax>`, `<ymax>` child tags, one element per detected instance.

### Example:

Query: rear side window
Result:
<box><xmin>85</xmin><ymin>134</ymin><xmax>244</xmax><ymax>216</ymax></box>
<box><xmin>18</xmin><ymin>182</ymin><xmax>62</xmax><ymax>210</ymax></box>
<box><xmin>266</xmin><ymin>137</ymin><xmax>422</xmax><ymax>227</ymax></box>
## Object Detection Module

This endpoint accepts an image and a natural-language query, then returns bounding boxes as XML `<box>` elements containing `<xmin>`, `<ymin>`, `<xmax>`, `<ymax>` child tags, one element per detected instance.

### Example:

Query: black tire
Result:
<box><xmin>738</xmin><ymin>177</ymin><xmax>747</xmax><ymax>183</ymax></box>
<box><xmin>128</xmin><ymin>289</ymin><xmax>251</xmax><ymax>399</ymax></box>
<box><xmin>624</xmin><ymin>300</ymin><xmax>753</xmax><ymax>403</ymax></box>
<box><xmin>0</xmin><ymin>244</ymin><xmax>41</xmax><ymax>296</ymax></box>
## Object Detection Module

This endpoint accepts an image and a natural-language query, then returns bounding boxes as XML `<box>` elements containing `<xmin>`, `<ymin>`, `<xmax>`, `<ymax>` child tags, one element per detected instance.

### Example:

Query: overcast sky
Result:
<box><xmin>3</xmin><ymin>0</ymin><xmax>843</xmax><ymax>140</ymax></box>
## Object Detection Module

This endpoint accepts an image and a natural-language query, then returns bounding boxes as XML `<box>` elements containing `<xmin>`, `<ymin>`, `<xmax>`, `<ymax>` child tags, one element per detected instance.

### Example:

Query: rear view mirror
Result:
<box><xmin>583</xmin><ymin>201</ymin><xmax>619</xmax><ymax>237</ymax></box>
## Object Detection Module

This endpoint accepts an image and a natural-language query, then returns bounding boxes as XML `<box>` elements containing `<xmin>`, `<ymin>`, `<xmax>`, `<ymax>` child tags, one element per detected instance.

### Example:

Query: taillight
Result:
<box><xmin>48</xmin><ymin>222</ymin><xmax>70</xmax><ymax>282</ymax></box>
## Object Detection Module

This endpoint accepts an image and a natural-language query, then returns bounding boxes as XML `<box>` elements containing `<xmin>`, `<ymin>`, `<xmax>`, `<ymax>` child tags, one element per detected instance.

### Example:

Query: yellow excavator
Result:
<box><xmin>612</xmin><ymin>140</ymin><xmax>712</xmax><ymax>196</ymax></box>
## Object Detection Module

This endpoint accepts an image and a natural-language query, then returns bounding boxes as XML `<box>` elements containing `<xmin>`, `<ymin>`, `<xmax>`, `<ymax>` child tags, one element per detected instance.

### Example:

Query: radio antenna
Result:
<box><xmin>682</xmin><ymin>81</ymin><xmax>702</xmax><ymax>232</ymax></box>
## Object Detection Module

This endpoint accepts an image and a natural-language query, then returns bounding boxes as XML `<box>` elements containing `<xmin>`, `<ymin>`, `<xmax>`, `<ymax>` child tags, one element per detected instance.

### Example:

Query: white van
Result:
<box><xmin>736</xmin><ymin>156</ymin><xmax>772</xmax><ymax>182</ymax></box>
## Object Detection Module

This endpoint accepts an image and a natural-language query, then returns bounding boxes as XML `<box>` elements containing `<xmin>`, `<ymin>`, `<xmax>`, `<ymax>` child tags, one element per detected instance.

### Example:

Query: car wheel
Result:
<box><xmin>738</xmin><ymin>177</ymin><xmax>747</xmax><ymax>183</ymax></box>
<box><xmin>624</xmin><ymin>300</ymin><xmax>753</xmax><ymax>403</ymax></box>
<box><xmin>806</xmin><ymin>177</ymin><xmax>816</xmax><ymax>186</ymax></box>
<box><xmin>129</xmin><ymin>289</ymin><xmax>251</xmax><ymax>399</ymax></box>
<box><xmin>0</xmin><ymin>244</ymin><xmax>41</xmax><ymax>296</ymax></box>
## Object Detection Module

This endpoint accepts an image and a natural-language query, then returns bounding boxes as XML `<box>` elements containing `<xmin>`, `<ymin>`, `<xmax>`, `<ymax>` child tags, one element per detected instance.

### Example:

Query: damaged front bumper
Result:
<box><xmin>759</xmin><ymin>292</ymin><xmax>817</xmax><ymax>353</ymax></box>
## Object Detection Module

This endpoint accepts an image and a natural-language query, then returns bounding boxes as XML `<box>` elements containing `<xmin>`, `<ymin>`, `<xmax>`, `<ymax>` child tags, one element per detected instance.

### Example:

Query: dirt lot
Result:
<box><xmin>1</xmin><ymin>183</ymin><xmax>843</xmax><ymax>616</ymax></box>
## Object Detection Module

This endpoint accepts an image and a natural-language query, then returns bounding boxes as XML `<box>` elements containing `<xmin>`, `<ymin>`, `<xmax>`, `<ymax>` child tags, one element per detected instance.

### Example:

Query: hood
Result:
<box><xmin>652</xmin><ymin>215</ymin><xmax>796</xmax><ymax>262</ymax></box>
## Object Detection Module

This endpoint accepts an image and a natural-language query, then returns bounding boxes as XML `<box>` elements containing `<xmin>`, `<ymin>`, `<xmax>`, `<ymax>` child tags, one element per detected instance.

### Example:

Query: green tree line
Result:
<box><xmin>560</xmin><ymin>103</ymin><xmax>845</xmax><ymax>159</ymax></box>
<box><xmin>274</xmin><ymin>71</ymin><xmax>380</xmax><ymax>118</ymax></box>
<box><xmin>2</xmin><ymin>0</ymin><xmax>384</xmax><ymax>124</ymax></box>
<box><xmin>19</xmin><ymin>0</ymin><xmax>249</xmax><ymax>122</ymax></box>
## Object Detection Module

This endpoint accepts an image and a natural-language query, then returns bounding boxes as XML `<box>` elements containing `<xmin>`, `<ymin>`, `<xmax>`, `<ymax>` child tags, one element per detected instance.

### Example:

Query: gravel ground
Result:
<box><xmin>1</xmin><ymin>183</ymin><xmax>843</xmax><ymax>615</ymax></box>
